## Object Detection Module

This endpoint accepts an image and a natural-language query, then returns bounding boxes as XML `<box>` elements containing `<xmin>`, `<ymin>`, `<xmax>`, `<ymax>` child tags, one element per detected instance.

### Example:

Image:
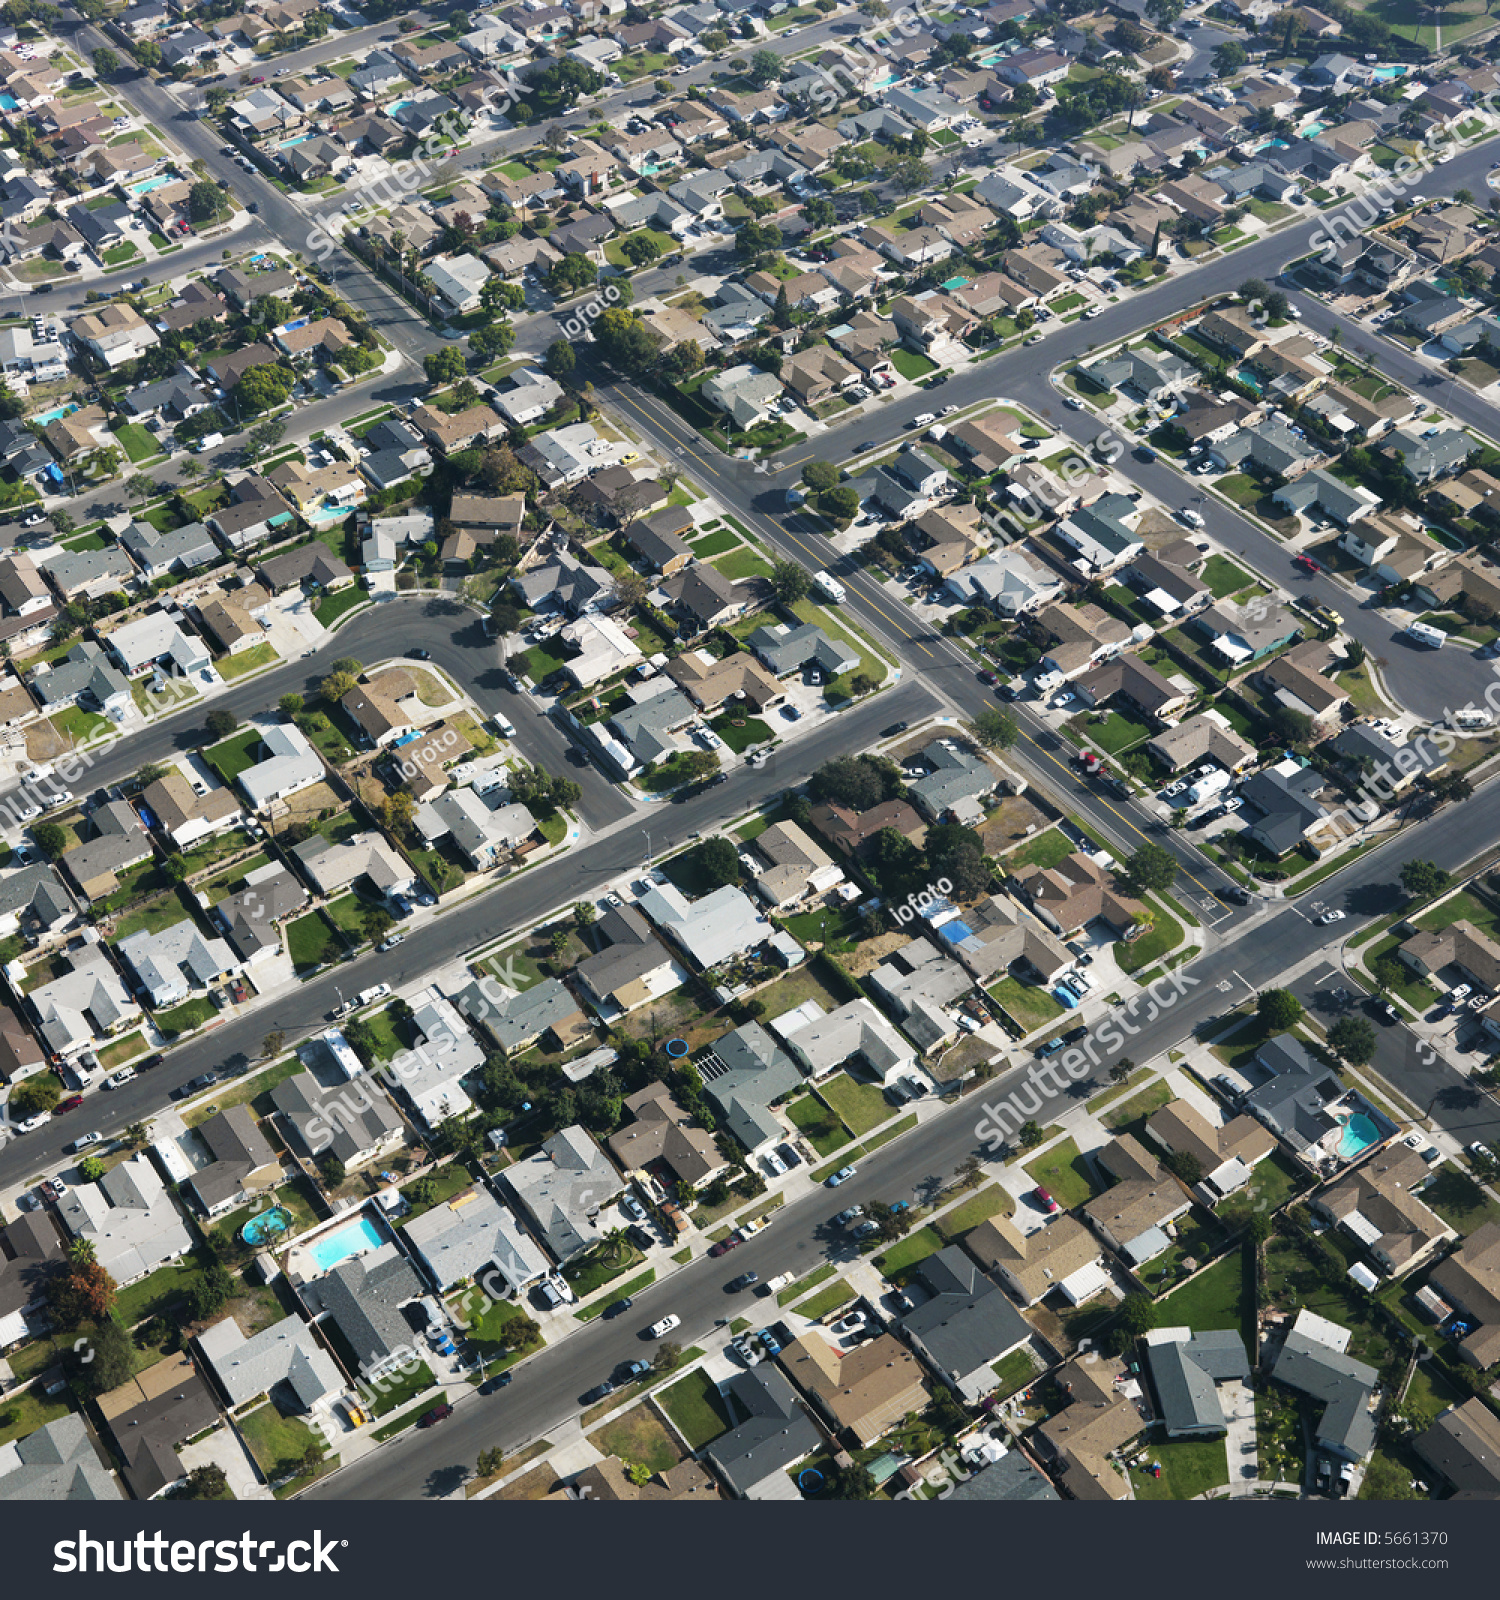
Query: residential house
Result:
<box><xmin>182</xmin><ymin>1104</ymin><xmax>279</xmax><ymax>1218</ymax></box>
<box><xmin>1311</xmin><ymin>1145</ymin><xmax>1453</xmax><ymax>1277</ymax></box>
<box><xmin>704</xmin><ymin>1366</ymin><xmax>819</xmax><ymax>1500</ymax></box>
<box><xmin>699</xmin><ymin>1021</ymin><xmax>805</xmax><ymax>1157</ymax></box>
<box><xmin>607</xmin><ymin>1080</ymin><xmax>729</xmax><ymax>1190</ymax></box>
<box><xmin>503</xmin><ymin>1125</ymin><xmax>620</xmax><ymax>1263</ymax></box>
<box><xmin>236</xmin><ymin>723</ymin><xmax>324</xmax><ymax>811</ymax></box>
<box><xmin>402</xmin><ymin>1185</ymin><xmax>550</xmax><ymax>1297</ymax></box>
<box><xmin>198</xmin><ymin>1312</ymin><xmax>344</xmax><ymax>1415</ymax></box>
<box><xmin>1014</xmin><ymin>851</ymin><xmax>1147</xmax><ymax>942</ymax></box>
<box><xmin>573</xmin><ymin>903</ymin><xmax>682</xmax><ymax>1017</ymax></box>
<box><xmin>1269</xmin><ymin>1309</ymin><xmax>1377</xmax><ymax>1461</ymax></box>
<box><xmin>780</xmin><ymin>1332</ymin><xmax>928</xmax><ymax>1448</ymax></box>
<box><xmin>1146</xmin><ymin>1329</ymin><xmax>1250</xmax><ymax>1438</ymax></box>
<box><xmin>1082</xmin><ymin>1134</ymin><xmax>1193</xmax><ymax>1268</ymax></box>
<box><xmin>301</xmin><ymin>1243</ymin><xmax>424</xmax><ymax>1381</ymax></box>
<box><xmin>58</xmin><ymin>799</ymin><xmax>150</xmax><ymax>904</ymax></box>
<box><xmin>968</xmin><ymin>1209</ymin><xmax>1107</xmax><ymax>1308</ymax></box>
<box><xmin>1239</xmin><ymin>756</ymin><xmax>1336</xmax><ymax>858</ymax></box>
<box><xmin>57</xmin><ymin>1156</ymin><xmax>192</xmax><ymax>1285</ymax></box>
<box><xmin>898</xmin><ymin>1247</ymin><xmax>1031</xmax><ymax>1404</ymax></box>
<box><xmin>781</xmin><ymin>997</ymin><xmax>915</xmax><ymax>1086</ymax></box>
<box><xmin>907</xmin><ymin>739</ymin><xmax>998</xmax><ymax>827</ymax></box>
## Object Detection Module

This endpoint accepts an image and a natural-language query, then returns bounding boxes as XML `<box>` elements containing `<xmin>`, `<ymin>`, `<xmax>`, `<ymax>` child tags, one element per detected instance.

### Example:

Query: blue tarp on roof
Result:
<box><xmin>939</xmin><ymin>921</ymin><xmax>974</xmax><ymax>944</ymax></box>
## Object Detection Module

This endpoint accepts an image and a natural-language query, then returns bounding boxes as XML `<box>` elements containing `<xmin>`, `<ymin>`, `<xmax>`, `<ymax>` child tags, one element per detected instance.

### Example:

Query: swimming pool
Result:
<box><xmin>387</xmin><ymin>98</ymin><xmax>412</xmax><ymax>114</ymax></box>
<box><xmin>278</xmin><ymin>134</ymin><xmax>313</xmax><ymax>149</ymax></box>
<box><xmin>1372</xmin><ymin>65</ymin><xmax>1409</xmax><ymax>81</ymax></box>
<box><xmin>242</xmin><ymin>1205</ymin><xmax>292</xmax><ymax>1245</ymax></box>
<box><xmin>1338</xmin><ymin>1112</ymin><xmax>1381</xmax><ymax>1160</ymax></box>
<box><xmin>1302</xmin><ymin>121</ymin><xmax>1326</xmax><ymax>137</ymax></box>
<box><xmin>130</xmin><ymin>174</ymin><xmax>174</xmax><ymax>195</ymax></box>
<box><xmin>0</xmin><ymin>94</ymin><xmax>16</xmax><ymax>112</ymax></box>
<box><xmin>306</xmin><ymin>1214</ymin><xmax>386</xmax><ymax>1273</ymax></box>
<box><xmin>32</xmin><ymin>402</ymin><xmax>78</xmax><ymax>426</ymax></box>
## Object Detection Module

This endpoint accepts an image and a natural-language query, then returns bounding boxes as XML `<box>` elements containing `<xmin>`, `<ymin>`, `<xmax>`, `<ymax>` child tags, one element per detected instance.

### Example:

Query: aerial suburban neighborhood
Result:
<box><xmin>0</xmin><ymin>0</ymin><xmax>1499</xmax><ymax>1529</ymax></box>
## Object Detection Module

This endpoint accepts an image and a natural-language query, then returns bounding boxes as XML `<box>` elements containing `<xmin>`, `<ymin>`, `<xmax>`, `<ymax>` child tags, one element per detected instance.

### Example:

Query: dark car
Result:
<box><xmin>1222</xmin><ymin>885</ymin><xmax>1252</xmax><ymax>905</ymax></box>
<box><xmin>927</xmin><ymin>373</ymin><xmax>948</xmax><ymax>388</ymax></box>
<box><xmin>626</xmin><ymin>1223</ymin><xmax>655</xmax><ymax>1252</ymax></box>
<box><xmin>708</xmin><ymin>1235</ymin><xmax>740</xmax><ymax>1258</ymax></box>
<box><xmin>418</xmin><ymin>1403</ymin><xmax>453</xmax><ymax>1427</ymax></box>
<box><xmin>851</xmin><ymin>440</ymin><xmax>875</xmax><ymax>454</ymax></box>
<box><xmin>997</xmin><ymin>682</ymin><xmax>1019</xmax><ymax>700</ymax></box>
<box><xmin>406</xmin><ymin>648</ymin><xmax>431</xmax><ymax>660</ymax></box>
<box><xmin>182</xmin><ymin>1072</ymin><xmax>217</xmax><ymax>1095</ymax></box>
<box><xmin>883</xmin><ymin>721</ymin><xmax>909</xmax><ymax>736</ymax></box>
<box><xmin>729</xmin><ymin>1271</ymin><xmax>759</xmax><ymax>1291</ymax></box>
<box><xmin>582</xmin><ymin>1380</ymin><xmax>616</xmax><ymax>1405</ymax></box>
<box><xmin>479</xmin><ymin>1373</ymin><xmax>513</xmax><ymax>1395</ymax></box>
<box><xmin>603</xmin><ymin>1296</ymin><xmax>634</xmax><ymax>1319</ymax></box>
<box><xmin>708</xmin><ymin>773</ymin><xmax>728</xmax><ymax>787</ymax></box>
<box><xmin>1034</xmin><ymin>1036</ymin><xmax>1067</xmax><ymax>1060</ymax></box>
<box><xmin>139</xmin><ymin>1053</ymin><xmax>164</xmax><ymax>1070</ymax></box>
<box><xmin>1062</xmin><ymin>1025</ymin><xmax>1088</xmax><ymax>1046</ymax></box>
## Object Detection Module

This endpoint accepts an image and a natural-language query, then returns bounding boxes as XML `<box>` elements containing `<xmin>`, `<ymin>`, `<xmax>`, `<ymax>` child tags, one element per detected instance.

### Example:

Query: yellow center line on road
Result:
<box><xmin>616</xmin><ymin>392</ymin><xmax>723</xmax><ymax>480</ymax></box>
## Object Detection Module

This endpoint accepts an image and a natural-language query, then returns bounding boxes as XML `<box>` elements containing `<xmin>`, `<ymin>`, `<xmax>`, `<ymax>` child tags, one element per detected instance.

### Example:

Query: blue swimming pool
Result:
<box><xmin>278</xmin><ymin>134</ymin><xmax>312</xmax><ymax>149</ymax></box>
<box><xmin>130</xmin><ymin>174</ymin><xmax>174</xmax><ymax>195</ymax></box>
<box><xmin>1338</xmin><ymin>1112</ymin><xmax>1380</xmax><ymax>1160</ymax></box>
<box><xmin>32</xmin><ymin>402</ymin><xmax>78</xmax><ymax>426</ymax></box>
<box><xmin>0</xmin><ymin>94</ymin><xmax>16</xmax><ymax>111</ymax></box>
<box><xmin>1372</xmin><ymin>65</ymin><xmax>1409</xmax><ymax>81</ymax></box>
<box><xmin>306</xmin><ymin>1215</ymin><xmax>386</xmax><ymax>1273</ymax></box>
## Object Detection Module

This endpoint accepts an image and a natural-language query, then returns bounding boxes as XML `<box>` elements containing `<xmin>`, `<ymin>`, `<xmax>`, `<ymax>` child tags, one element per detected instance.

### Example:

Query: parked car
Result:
<box><xmin>69</xmin><ymin>1132</ymin><xmax>102</xmax><ymax>1153</ymax></box>
<box><xmin>831</xmin><ymin>1312</ymin><xmax>866</xmax><ymax>1336</ymax></box>
<box><xmin>625</xmin><ymin>1224</ymin><xmax>655</xmax><ymax>1253</ymax></box>
<box><xmin>851</xmin><ymin>1219</ymin><xmax>880</xmax><ymax>1240</ymax></box>
<box><xmin>729</xmin><ymin>1271</ymin><xmax>759</xmax><ymax>1291</ymax></box>
<box><xmin>648</xmin><ymin>1315</ymin><xmax>681</xmax><ymax>1338</ymax></box>
<box><xmin>1033</xmin><ymin>1186</ymin><xmax>1060</xmax><ymax>1214</ymax></box>
<box><xmin>54</xmin><ymin>1095</ymin><xmax>84</xmax><ymax>1115</ymax></box>
<box><xmin>103</xmin><ymin>1068</ymin><xmax>137</xmax><ymax>1089</ymax></box>
<box><xmin>825</xmin><ymin>1165</ymin><xmax>857</xmax><ymax>1187</ymax></box>
<box><xmin>479</xmin><ymin>1373</ymin><xmax>513</xmax><ymax>1395</ymax></box>
<box><xmin>834</xmin><ymin>1205</ymin><xmax>864</xmax><ymax>1226</ymax></box>
<box><xmin>603</xmin><ymin>1296</ymin><xmax>634</xmax><ymax>1319</ymax></box>
<box><xmin>620</xmin><ymin>1194</ymin><xmax>646</xmax><ymax>1222</ymax></box>
<box><xmin>13</xmin><ymin>1113</ymin><xmax>49</xmax><ymax>1134</ymax></box>
<box><xmin>581</xmin><ymin>1381</ymin><xmax>615</xmax><ymax>1404</ymax></box>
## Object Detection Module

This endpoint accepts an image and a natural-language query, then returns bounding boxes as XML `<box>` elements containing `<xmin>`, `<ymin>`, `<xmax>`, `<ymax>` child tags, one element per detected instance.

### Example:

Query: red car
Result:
<box><xmin>54</xmin><ymin>1094</ymin><xmax>83</xmax><ymax>1114</ymax></box>
<box><xmin>249</xmin><ymin>74</ymin><xmax>265</xmax><ymax>83</ymax></box>
<box><xmin>978</xmin><ymin>669</ymin><xmax>999</xmax><ymax>686</ymax></box>
<box><xmin>707</xmin><ymin>1236</ymin><xmax>740</xmax><ymax>1258</ymax></box>
<box><xmin>418</xmin><ymin>1403</ymin><xmax>453</xmax><ymax>1427</ymax></box>
<box><xmin>1294</xmin><ymin>555</ymin><xmax>1322</xmax><ymax>573</ymax></box>
<box><xmin>1033</xmin><ymin>1186</ymin><xmax>1059</xmax><ymax>1214</ymax></box>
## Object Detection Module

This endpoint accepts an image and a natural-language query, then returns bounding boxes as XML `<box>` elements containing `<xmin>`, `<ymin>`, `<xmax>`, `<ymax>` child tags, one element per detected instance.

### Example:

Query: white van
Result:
<box><xmin>813</xmin><ymin>572</ymin><xmax>846</xmax><ymax>603</ymax></box>
<box><xmin>1406</xmin><ymin>620</ymin><xmax>1445</xmax><ymax>649</ymax></box>
<box><xmin>494</xmin><ymin>715</ymin><xmax>517</xmax><ymax>738</ymax></box>
<box><xmin>196</xmin><ymin>431</ymin><xmax>223</xmax><ymax>453</ymax></box>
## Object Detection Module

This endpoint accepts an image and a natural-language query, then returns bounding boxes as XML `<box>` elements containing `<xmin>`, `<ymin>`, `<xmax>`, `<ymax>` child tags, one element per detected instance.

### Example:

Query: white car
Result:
<box><xmin>69</xmin><ymin>1131</ymin><xmax>102</xmax><ymax>1152</ymax></box>
<box><xmin>1179</xmin><ymin>509</ymin><xmax>1206</xmax><ymax>529</ymax></box>
<box><xmin>42</xmin><ymin>790</ymin><xmax>72</xmax><ymax>809</ymax></box>
<box><xmin>830</xmin><ymin>1312</ymin><xmax>866</xmax><ymax>1335</ymax></box>
<box><xmin>1317</xmin><ymin>909</ymin><xmax>1345</xmax><ymax>925</ymax></box>
<box><xmin>104</xmin><ymin>1068</ymin><xmax>137</xmax><ymax>1088</ymax></box>
<box><xmin>648</xmin><ymin>1315</ymin><xmax>681</xmax><ymax>1338</ymax></box>
<box><xmin>1063</xmin><ymin>396</ymin><xmax>1084</xmax><ymax>410</ymax></box>
<box><xmin>13</xmin><ymin>1113</ymin><xmax>49</xmax><ymax>1134</ymax></box>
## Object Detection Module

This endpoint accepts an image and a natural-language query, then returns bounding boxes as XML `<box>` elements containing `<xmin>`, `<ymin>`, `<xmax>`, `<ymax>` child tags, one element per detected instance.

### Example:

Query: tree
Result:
<box><xmin>549</xmin><ymin>253</ymin><xmax>598</xmax><ymax>296</ymax></box>
<box><xmin>77</xmin><ymin>1157</ymin><xmax>105</xmax><ymax>1183</ymax></box>
<box><xmin>10</xmin><ymin>1075</ymin><xmax>58</xmax><ymax>1117</ymax></box>
<box><xmin>92</xmin><ymin>45</ymin><xmax>118</xmax><ymax>75</ymax></box>
<box><xmin>470</xmin><ymin>321</ymin><xmax>516</xmax><ymax>363</ymax></box>
<box><xmin>320</xmin><ymin>669</ymin><xmax>358</xmax><ymax>702</ymax></box>
<box><xmin>748</xmin><ymin>48</ymin><xmax>784</xmax><ymax>86</ymax></box>
<box><xmin>74</xmin><ymin>1317</ymin><xmax>134</xmax><ymax>1395</ymax></box>
<box><xmin>592</xmin><ymin>307</ymin><xmax>657</xmax><ymax>374</ymax></box>
<box><xmin>965</xmin><ymin>705</ymin><xmax>1019</xmax><ymax>750</ymax></box>
<box><xmin>477</xmin><ymin>1446</ymin><xmax>506</xmax><ymax>1479</ymax></box>
<box><xmin>620</xmin><ymin>232</ymin><xmax>662</xmax><ymax>268</ymax></box>
<box><xmin>279</xmin><ymin>692</ymin><xmax>304</xmax><ymax>719</ymax></box>
<box><xmin>178</xmin><ymin>1463</ymin><xmax>229</xmax><ymax>1501</ymax></box>
<box><xmin>1400</xmin><ymin>860</ymin><xmax>1451</xmax><ymax>901</ymax></box>
<box><xmin>866</xmin><ymin>1200</ymin><xmax>914</xmax><ymax>1242</ymax></box>
<box><xmin>205</xmin><ymin>708</ymin><xmax>238</xmax><ymax>739</ymax></box>
<box><xmin>245</xmin><ymin>420</ymin><xmax>286</xmax><ymax>460</ymax></box>
<box><xmin>32</xmin><ymin>820</ymin><xmax>66</xmax><ymax>859</ymax></box>
<box><xmin>262</xmin><ymin>1030</ymin><xmax>285</xmax><ymax>1059</ymax></box>
<box><xmin>886</xmin><ymin>154</ymin><xmax>931</xmax><ymax>195</ymax></box>
<box><xmin>188</xmin><ymin>1260</ymin><xmax>235</xmax><ymax>1322</ymax></box>
<box><xmin>690</xmin><ymin>836</ymin><xmax>739</xmax><ymax>890</ymax></box>
<box><xmin>188</xmin><ymin>179</ymin><xmax>225</xmax><ymax>224</ymax></box>
<box><xmin>802</xmin><ymin>460</ymin><xmax>841</xmax><ymax>494</ymax></box>
<box><xmin>1327</xmin><ymin>1014</ymin><xmax>1377</xmax><ymax>1067</ymax></box>
<box><xmin>1121</xmin><ymin>842</ymin><xmax>1176</xmax><ymax>896</ymax></box>
<box><xmin>653</xmin><ymin>1340</ymin><xmax>683</xmax><ymax>1373</ymax></box>
<box><xmin>424</xmin><ymin>345</ymin><xmax>467</xmax><ymax>385</ymax></box>
<box><xmin>1435</xmin><ymin>771</ymin><xmax>1475</xmax><ymax>807</ymax></box>
<box><xmin>235</xmin><ymin>363</ymin><xmax>293</xmax><ymax>411</ymax></box>
<box><xmin>1118</xmin><ymin>1292</ymin><xmax>1158</xmax><ymax>1337</ymax></box>
<box><xmin>1212</xmin><ymin>39</ymin><xmax>1248</xmax><ymax>75</ymax></box>
<box><xmin>1143</xmin><ymin>0</ymin><xmax>1182</xmax><ymax>24</ymax></box>
<box><xmin>801</xmin><ymin>196</ymin><xmax>836</xmax><ymax>230</ymax></box>
<box><xmin>363</xmin><ymin>906</ymin><xmax>395</xmax><ymax>946</ymax></box>
<box><xmin>50</xmin><ymin>1256</ymin><xmax>117</xmax><ymax>1327</ymax></box>
<box><xmin>1110</xmin><ymin>1058</ymin><xmax>1136</xmax><ymax>1085</ymax></box>
<box><xmin>927</xmin><ymin>822</ymin><xmax>989</xmax><ymax>900</ymax></box>
<box><xmin>1257</xmin><ymin>988</ymin><xmax>1304</xmax><ymax>1030</ymax></box>
<box><xmin>770</xmin><ymin>561</ymin><xmax>811</xmax><ymax>603</ymax></box>
<box><xmin>1018</xmin><ymin>1119</ymin><xmax>1044</xmax><ymax>1149</ymax></box>
<box><xmin>954</xmin><ymin>1153</ymin><xmax>984</xmax><ymax>1190</ymax></box>
<box><xmin>544</xmin><ymin>338</ymin><xmax>576</xmax><ymax>385</ymax></box>
<box><xmin>735</xmin><ymin>220</ymin><xmax>783</xmax><ymax>261</ymax></box>
<box><xmin>821</xmin><ymin>484</ymin><xmax>860</xmax><ymax>525</ymax></box>
<box><xmin>317</xmin><ymin>1152</ymin><xmax>347</xmax><ymax>1189</ymax></box>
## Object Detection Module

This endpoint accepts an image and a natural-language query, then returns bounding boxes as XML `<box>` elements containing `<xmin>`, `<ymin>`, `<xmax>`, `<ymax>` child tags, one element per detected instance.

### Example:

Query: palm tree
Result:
<box><xmin>391</xmin><ymin>228</ymin><xmax>406</xmax><ymax>296</ymax></box>
<box><xmin>68</xmin><ymin>1237</ymin><xmax>96</xmax><ymax>1266</ymax></box>
<box><xmin>601</xmin><ymin>1225</ymin><xmax>628</xmax><ymax>1264</ymax></box>
<box><xmin>126</xmin><ymin>473</ymin><xmax>155</xmax><ymax>509</ymax></box>
<box><xmin>178</xmin><ymin>457</ymin><xmax>201</xmax><ymax>482</ymax></box>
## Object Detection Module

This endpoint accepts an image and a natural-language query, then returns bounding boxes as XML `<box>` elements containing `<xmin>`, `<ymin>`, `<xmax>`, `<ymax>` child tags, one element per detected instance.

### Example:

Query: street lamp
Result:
<box><xmin>642</xmin><ymin>827</ymin><xmax>652</xmax><ymax>865</ymax></box>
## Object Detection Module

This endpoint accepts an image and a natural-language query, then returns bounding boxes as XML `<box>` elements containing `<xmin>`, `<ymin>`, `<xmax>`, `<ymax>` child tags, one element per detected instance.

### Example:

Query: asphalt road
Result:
<box><xmin>307</xmin><ymin>767</ymin><xmax>1500</xmax><ymax>1499</ymax></box>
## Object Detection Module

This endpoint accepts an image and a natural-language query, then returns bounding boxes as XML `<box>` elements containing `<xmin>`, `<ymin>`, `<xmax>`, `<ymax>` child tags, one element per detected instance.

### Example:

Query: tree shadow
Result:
<box><xmin>423</xmin><ymin>1464</ymin><xmax>469</xmax><ymax>1499</ymax></box>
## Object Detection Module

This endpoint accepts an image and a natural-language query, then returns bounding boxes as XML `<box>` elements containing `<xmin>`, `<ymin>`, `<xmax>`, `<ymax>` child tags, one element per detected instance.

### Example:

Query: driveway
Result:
<box><xmin>1221</xmin><ymin>1378</ymin><xmax>1260</xmax><ymax>1497</ymax></box>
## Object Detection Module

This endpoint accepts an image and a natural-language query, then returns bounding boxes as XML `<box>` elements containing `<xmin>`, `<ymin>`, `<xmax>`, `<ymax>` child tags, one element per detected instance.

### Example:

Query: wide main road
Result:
<box><xmin>309</xmin><ymin>772</ymin><xmax>1500</xmax><ymax>1499</ymax></box>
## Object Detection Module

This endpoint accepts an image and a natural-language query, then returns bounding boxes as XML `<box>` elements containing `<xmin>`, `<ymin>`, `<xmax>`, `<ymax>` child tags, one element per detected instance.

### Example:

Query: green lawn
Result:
<box><xmin>715</xmin><ymin>547</ymin><xmax>774</xmax><ymax>581</ymax></box>
<box><xmin>1070</xmin><ymin>708</ymin><xmax>1151</xmax><ymax>756</ymax></box>
<box><xmin>1099</xmin><ymin>1079</ymin><xmax>1173</xmax><ymax>1135</ymax></box>
<box><xmin>562</xmin><ymin>1243</ymin><xmax>644</xmax><ymax>1298</ymax></box>
<box><xmin>939</xmin><ymin>1183</ymin><xmax>1008</xmax><ymax>1238</ymax></box>
<box><xmin>205</xmin><ymin>727</ymin><xmax>263</xmax><ymax>783</ymax></box>
<box><xmin>153</xmin><ymin>995</ymin><xmax>217</xmax><ymax>1038</ymax></box>
<box><xmin>286</xmin><ymin>910</ymin><xmax>338</xmax><ymax>970</ymax></box>
<box><xmin>113</xmin><ymin>421</ymin><xmax>161</xmax><ymax>463</ymax></box>
<box><xmin>795</xmin><ymin>1278</ymin><xmax>858</xmax><ymax>1320</ymax></box>
<box><xmin>871</xmin><ymin>1225</ymin><xmax>944</xmax><ymax>1279</ymax></box>
<box><xmin>1023</xmin><ymin>1138</ymin><xmax>1104</xmax><ymax>1210</ymax></box>
<box><xmin>574</xmin><ymin>1268</ymin><xmax>656</xmax><ymax>1322</ymax></box>
<box><xmin>817</xmin><ymin>1072</ymin><xmax>891</xmax><ymax>1137</ymax></box>
<box><xmin>658</xmin><ymin>1369</ymin><xmax>732</xmax><ymax>1449</ymax></box>
<box><xmin>778</xmin><ymin>1262</ymin><xmax>837</xmax><ymax>1306</ymax></box>
<box><xmin>889</xmin><ymin>348</ymin><xmax>937</xmax><ymax>381</ymax></box>
<box><xmin>113</xmin><ymin>1256</ymin><xmax>206</xmax><ymax>1326</ymax></box>
<box><xmin>217</xmin><ymin>641</ymin><xmax>279</xmax><ymax>681</ymax></box>
<box><xmin>1129</xmin><ymin>1428</ymin><xmax>1229</xmax><ymax>1500</ymax></box>
<box><xmin>238</xmin><ymin>1401</ymin><xmax>332</xmax><ymax>1495</ymax></box>
<box><xmin>786</xmin><ymin>1092</ymin><xmax>853</xmax><ymax>1157</ymax></box>
<box><xmin>988</xmin><ymin>974</ymin><xmax>1066</xmax><ymax>1030</ymax></box>
<box><xmin>1113</xmin><ymin>908</ymin><xmax>1186</xmax><ymax>975</ymax></box>
<box><xmin>314</xmin><ymin>586</ymin><xmax>365</xmax><ymax>629</ymax></box>
<box><xmin>366</xmin><ymin>1361</ymin><xmax>436</xmax><ymax>1419</ymax></box>
<box><xmin>1002</xmin><ymin>828</ymin><xmax>1074</xmax><ymax>872</ymax></box>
